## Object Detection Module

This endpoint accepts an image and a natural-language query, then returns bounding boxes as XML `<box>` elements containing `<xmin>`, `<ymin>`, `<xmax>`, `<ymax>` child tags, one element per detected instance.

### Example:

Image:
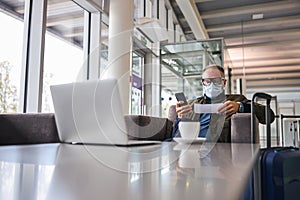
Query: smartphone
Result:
<box><xmin>175</xmin><ymin>92</ymin><xmax>188</xmax><ymax>106</ymax></box>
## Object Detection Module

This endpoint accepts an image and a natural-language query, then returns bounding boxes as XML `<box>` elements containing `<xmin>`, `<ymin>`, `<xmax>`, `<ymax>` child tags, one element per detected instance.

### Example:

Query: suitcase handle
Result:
<box><xmin>251</xmin><ymin>92</ymin><xmax>272</xmax><ymax>148</ymax></box>
<box><xmin>252</xmin><ymin>92</ymin><xmax>272</xmax><ymax>103</ymax></box>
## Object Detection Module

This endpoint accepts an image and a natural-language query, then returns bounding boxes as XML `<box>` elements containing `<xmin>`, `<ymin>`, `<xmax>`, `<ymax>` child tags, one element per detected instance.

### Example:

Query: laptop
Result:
<box><xmin>50</xmin><ymin>79</ymin><xmax>161</xmax><ymax>146</ymax></box>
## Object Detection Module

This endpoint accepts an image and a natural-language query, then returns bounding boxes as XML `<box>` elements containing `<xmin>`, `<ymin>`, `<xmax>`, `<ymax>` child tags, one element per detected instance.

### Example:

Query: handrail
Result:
<box><xmin>279</xmin><ymin>114</ymin><xmax>300</xmax><ymax>146</ymax></box>
<box><xmin>278</xmin><ymin>114</ymin><xmax>300</xmax><ymax>118</ymax></box>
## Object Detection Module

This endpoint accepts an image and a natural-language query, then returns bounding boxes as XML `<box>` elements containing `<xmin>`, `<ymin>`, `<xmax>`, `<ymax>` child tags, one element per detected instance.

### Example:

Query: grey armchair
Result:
<box><xmin>168</xmin><ymin>105</ymin><xmax>259</xmax><ymax>143</ymax></box>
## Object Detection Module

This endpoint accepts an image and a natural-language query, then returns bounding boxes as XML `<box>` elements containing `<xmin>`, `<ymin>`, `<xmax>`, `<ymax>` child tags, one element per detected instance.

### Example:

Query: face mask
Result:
<box><xmin>204</xmin><ymin>84</ymin><xmax>224</xmax><ymax>99</ymax></box>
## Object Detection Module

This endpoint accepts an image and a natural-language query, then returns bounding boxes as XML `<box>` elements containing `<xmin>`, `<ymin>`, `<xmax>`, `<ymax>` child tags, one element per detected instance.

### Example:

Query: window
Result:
<box><xmin>131</xmin><ymin>52</ymin><xmax>144</xmax><ymax>115</ymax></box>
<box><xmin>100</xmin><ymin>21</ymin><xmax>109</xmax><ymax>75</ymax></box>
<box><xmin>173</xmin><ymin>23</ymin><xmax>176</xmax><ymax>42</ymax></box>
<box><xmin>0</xmin><ymin>10</ymin><xmax>24</xmax><ymax>113</ymax></box>
<box><xmin>145</xmin><ymin>0</ymin><xmax>153</xmax><ymax>18</ymax></box>
<box><xmin>42</xmin><ymin>1</ymin><xmax>84</xmax><ymax>112</ymax></box>
<box><xmin>165</xmin><ymin>6</ymin><xmax>168</xmax><ymax>30</ymax></box>
<box><xmin>134</xmin><ymin>0</ymin><xmax>144</xmax><ymax>19</ymax></box>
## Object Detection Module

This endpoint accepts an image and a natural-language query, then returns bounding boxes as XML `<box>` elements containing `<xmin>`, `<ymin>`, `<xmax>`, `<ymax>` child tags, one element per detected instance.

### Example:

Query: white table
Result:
<box><xmin>0</xmin><ymin>142</ymin><xmax>259</xmax><ymax>200</ymax></box>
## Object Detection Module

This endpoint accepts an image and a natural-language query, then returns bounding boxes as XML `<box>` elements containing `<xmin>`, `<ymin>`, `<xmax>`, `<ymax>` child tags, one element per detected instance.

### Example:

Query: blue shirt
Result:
<box><xmin>199</xmin><ymin>113</ymin><xmax>210</xmax><ymax>137</ymax></box>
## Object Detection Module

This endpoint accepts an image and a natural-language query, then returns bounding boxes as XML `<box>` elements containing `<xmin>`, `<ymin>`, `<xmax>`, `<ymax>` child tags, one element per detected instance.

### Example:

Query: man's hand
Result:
<box><xmin>175</xmin><ymin>101</ymin><xmax>192</xmax><ymax>118</ymax></box>
<box><xmin>217</xmin><ymin>101</ymin><xmax>240</xmax><ymax>116</ymax></box>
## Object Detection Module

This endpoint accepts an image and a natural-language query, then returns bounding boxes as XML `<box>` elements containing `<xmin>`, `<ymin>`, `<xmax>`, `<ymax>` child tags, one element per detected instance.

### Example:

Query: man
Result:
<box><xmin>172</xmin><ymin>64</ymin><xmax>275</xmax><ymax>142</ymax></box>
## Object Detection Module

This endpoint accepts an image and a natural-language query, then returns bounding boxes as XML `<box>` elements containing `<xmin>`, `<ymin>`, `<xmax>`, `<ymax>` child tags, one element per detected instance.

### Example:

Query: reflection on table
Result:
<box><xmin>0</xmin><ymin>142</ymin><xmax>259</xmax><ymax>200</ymax></box>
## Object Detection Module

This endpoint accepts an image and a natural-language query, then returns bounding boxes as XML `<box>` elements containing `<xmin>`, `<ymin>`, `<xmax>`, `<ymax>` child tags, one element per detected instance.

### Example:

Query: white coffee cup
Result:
<box><xmin>178</xmin><ymin>121</ymin><xmax>200</xmax><ymax>139</ymax></box>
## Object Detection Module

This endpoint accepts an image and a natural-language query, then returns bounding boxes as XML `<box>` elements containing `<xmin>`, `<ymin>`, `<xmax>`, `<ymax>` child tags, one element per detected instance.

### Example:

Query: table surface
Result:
<box><xmin>0</xmin><ymin>142</ymin><xmax>259</xmax><ymax>200</ymax></box>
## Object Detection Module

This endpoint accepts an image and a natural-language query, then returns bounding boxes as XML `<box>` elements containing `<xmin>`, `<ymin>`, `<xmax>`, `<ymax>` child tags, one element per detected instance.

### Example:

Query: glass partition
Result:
<box><xmin>160</xmin><ymin>39</ymin><xmax>224</xmax><ymax>117</ymax></box>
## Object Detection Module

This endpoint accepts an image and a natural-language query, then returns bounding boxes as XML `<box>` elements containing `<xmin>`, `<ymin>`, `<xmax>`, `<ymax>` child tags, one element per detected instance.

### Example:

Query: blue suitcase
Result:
<box><xmin>252</xmin><ymin>93</ymin><xmax>300</xmax><ymax>200</ymax></box>
<box><xmin>260</xmin><ymin>147</ymin><xmax>300</xmax><ymax>200</ymax></box>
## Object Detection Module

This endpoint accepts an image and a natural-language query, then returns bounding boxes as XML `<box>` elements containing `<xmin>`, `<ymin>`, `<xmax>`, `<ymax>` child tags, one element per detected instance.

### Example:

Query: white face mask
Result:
<box><xmin>204</xmin><ymin>84</ymin><xmax>224</xmax><ymax>99</ymax></box>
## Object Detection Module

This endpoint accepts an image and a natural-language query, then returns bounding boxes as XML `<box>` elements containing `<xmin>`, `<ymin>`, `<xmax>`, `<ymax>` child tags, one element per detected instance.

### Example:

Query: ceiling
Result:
<box><xmin>170</xmin><ymin>0</ymin><xmax>300</xmax><ymax>101</ymax></box>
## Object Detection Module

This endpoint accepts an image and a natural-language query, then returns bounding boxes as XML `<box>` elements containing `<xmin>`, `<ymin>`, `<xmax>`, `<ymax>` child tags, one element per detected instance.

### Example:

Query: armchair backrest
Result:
<box><xmin>0</xmin><ymin>113</ymin><xmax>60</xmax><ymax>145</ymax></box>
<box><xmin>124</xmin><ymin>115</ymin><xmax>173</xmax><ymax>141</ymax></box>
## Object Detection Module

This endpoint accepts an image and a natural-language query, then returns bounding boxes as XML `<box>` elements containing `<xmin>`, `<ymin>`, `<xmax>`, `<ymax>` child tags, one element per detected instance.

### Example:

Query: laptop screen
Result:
<box><xmin>50</xmin><ymin>79</ymin><xmax>130</xmax><ymax>145</ymax></box>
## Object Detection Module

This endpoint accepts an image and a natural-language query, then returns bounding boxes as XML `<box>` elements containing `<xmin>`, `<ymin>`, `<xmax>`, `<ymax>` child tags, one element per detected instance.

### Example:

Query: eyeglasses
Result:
<box><xmin>202</xmin><ymin>77</ymin><xmax>225</xmax><ymax>86</ymax></box>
